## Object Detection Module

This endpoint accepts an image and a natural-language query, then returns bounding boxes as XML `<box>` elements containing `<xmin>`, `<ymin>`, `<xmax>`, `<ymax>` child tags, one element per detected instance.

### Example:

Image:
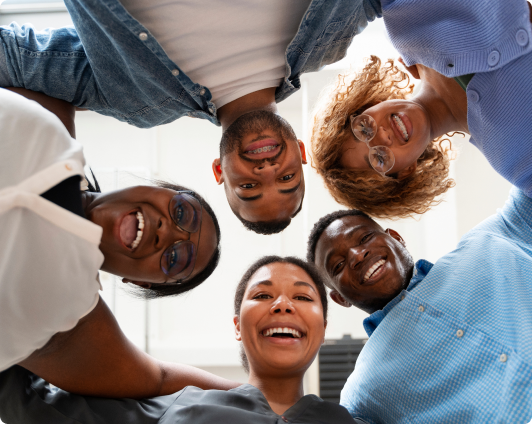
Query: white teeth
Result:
<box><xmin>247</xmin><ymin>145</ymin><xmax>277</xmax><ymax>154</ymax></box>
<box><xmin>392</xmin><ymin>114</ymin><xmax>409</xmax><ymax>141</ymax></box>
<box><xmin>263</xmin><ymin>327</ymin><xmax>302</xmax><ymax>338</ymax></box>
<box><xmin>364</xmin><ymin>259</ymin><xmax>385</xmax><ymax>282</ymax></box>
<box><xmin>130</xmin><ymin>211</ymin><xmax>144</xmax><ymax>249</ymax></box>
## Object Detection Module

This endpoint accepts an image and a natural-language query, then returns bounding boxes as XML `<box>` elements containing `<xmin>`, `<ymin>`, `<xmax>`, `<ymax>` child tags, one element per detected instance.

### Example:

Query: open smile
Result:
<box><xmin>118</xmin><ymin>209</ymin><xmax>145</xmax><ymax>251</ymax></box>
<box><xmin>391</xmin><ymin>113</ymin><xmax>412</xmax><ymax>142</ymax></box>
<box><xmin>260</xmin><ymin>323</ymin><xmax>306</xmax><ymax>345</ymax></box>
<box><xmin>243</xmin><ymin>138</ymin><xmax>281</xmax><ymax>160</ymax></box>
<box><xmin>361</xmin><ymin>258</ymin><xmax>387</xmax><ymax>286</ymax></box>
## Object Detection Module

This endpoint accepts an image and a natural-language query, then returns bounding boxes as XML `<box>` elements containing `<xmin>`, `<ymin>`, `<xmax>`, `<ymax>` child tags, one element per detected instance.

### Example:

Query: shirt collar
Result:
<box><xmin>362</xmin><ymin>259</ymin><xmax>434</xmax><ymax>337</ymax></box>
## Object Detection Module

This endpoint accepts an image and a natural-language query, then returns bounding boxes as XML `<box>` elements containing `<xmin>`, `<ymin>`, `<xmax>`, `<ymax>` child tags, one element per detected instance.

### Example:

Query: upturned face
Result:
<box><xmin>235</xmin><ymin>262</ymin><xmax>326</xmax><ymax>378</ymax></box>
<box><xmin>214</xmin><ymin>110</ymin><xmax>306</xmax><ymax>224</ymax></box>
<box><xmin>340</xmin><ymin>99</ymin><xmax>432</xmax><ymax>178</ymax></box>
<box><xmin>314</xmin><ymin>215</ymin><xmax>414</xmax><ymax>313</ymax></box>
<box><xmin>85</xmin><ymin>186</ymin><xmax>218</xmax><ymax>284</ymax></box>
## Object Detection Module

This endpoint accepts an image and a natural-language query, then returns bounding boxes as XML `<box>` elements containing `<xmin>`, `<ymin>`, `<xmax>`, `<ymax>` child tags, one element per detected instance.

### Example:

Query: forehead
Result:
<box><xmin>315</xmin><ymin>215</ymin><xmax>380</xmax><ymax>259</ymax></box>
<box><xmin>247</xmin><ymin>262</ymin><xmax>316</xmax><ymax>291</ymax></box>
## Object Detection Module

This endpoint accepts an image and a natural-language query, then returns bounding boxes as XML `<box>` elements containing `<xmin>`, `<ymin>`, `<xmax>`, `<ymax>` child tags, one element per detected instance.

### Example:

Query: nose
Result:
<box><xmin>347</xmin><ymin>246</ymin><xmax>369</xmax><ymax>269</ymax></box>
<box><xmin>270</xmin><ymin>296</ymin><xmax>294</xmax><ymax>315</ymax></box>
<box><xmin>253</xmin><ymin>161</ymin><xmax>280</xmax><ymax>178</ymax></box>
<box><xmin>157</xmin><ymin>216</ymin><xmax>190</xmax><ymax>248</ymax></box>
<box><xmin>371</xmin><ymin>125</ymin><xmax>392</xmax><ymax>147</ymax></box>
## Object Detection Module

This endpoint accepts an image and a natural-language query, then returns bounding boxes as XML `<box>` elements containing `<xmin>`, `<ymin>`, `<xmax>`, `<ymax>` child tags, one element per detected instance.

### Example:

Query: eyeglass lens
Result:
<box><xmin>161</xmin><ymin>192</ymin><xmax>203</xmax><ymax>279</ymax></box>
<box><xmin>351</xmin><ymin>114</ymin><xmax>395</xmax><ymax>175</ymax></box>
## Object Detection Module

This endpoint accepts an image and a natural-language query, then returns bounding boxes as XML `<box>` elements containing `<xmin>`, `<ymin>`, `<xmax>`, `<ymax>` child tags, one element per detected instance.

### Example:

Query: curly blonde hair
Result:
<box><xmin>310</xmin><ymin>56</ymin><xmax>455</xmax><ymax>219</ymax></box>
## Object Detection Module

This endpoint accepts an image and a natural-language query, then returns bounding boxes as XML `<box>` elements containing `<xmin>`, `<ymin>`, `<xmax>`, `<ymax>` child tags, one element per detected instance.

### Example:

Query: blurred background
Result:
<box><xmin>0</xmin><ymin>0</ymin><xmax>513</xmax><ymax>405</ymax></box>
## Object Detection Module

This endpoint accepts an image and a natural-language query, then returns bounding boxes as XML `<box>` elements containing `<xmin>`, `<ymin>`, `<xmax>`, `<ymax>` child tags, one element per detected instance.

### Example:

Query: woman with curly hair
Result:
<box><xmin>311</xmin><ymin>0</ymin><xmax>532</xmax><ymax>219</ymax></box>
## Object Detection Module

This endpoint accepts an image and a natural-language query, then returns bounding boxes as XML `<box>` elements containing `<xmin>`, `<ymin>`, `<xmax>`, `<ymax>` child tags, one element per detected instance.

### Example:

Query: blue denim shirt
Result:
<box><xmin>0</xmin><ymin>0</ymin><xmax>381</xmax><ymax>128</ymax></box>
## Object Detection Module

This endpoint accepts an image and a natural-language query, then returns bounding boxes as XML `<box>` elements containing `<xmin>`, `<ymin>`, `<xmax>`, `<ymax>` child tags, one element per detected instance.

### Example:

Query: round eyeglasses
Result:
<box><xmin>160</xmin><ymin>191</ymin><xmax>203</xmax><ymax>284</ymax></box>
<box><xmin>350</xmin><ymin>114</ymin><xmax>395</xmax><ymax>177</ymax></box>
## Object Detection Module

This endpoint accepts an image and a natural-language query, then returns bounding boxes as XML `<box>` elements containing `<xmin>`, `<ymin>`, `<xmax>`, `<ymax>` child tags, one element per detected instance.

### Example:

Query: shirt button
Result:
<box><xmin>516</xmin><ymin>29</ymin><xmax>529</xmax><ymax>46</ymax></box>
<box><xmin>500</xmin><ymin>353</ymin><xmax>508</xmax><ymax>363</ymax></box>
<box><xmin>467</xmin><ymin>90</ymin><xmax>480</xmax><ymax>103</ymax></box>
<box><xmin>418</xmin><ymin>305</ymin><xmax>424</xmax><ymax>312</ymax></box>
<box><xmin>400</xmin><ymin>295</ymin><xmax>405</xmax><ymax>301</ymax></box>
<box><xmin>487</xmin><ymin>50</ymin><xmax>500</xmax><ymax>66</ymax></box>
<box><xmin>456</xmin><ymin>329</ymin><xmax>464</xmax><ymax>338</ymax></box>
<box><xmin>65</xmin><ymin>164</ymin><xmax>73</xmax><ymax>171</ymax></box>
<box><xmin>281</xmin><ymin>416</ymin><xmax>289</xmax><ymax>423</ymax></box>
<box><xmin>199</xmin><ymin>88</ymin><xmax>206</xmax><ymax>96</ymax></box>
<box><xmin>171</xmin><ymin>69</ymin><xmax>180</xmax><ymax>76</ymax></box>
<box><xmin>139</xmin><ymin>32</ymin><xmax>148</xmax><ymax>41</ymax></box>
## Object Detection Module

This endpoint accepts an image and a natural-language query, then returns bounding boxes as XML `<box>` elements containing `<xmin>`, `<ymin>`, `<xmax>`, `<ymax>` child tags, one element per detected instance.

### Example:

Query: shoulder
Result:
<box><xmin>0</xmin><ymin>89</ymin><xmax>84</xmax><ymax>189</ymax></box>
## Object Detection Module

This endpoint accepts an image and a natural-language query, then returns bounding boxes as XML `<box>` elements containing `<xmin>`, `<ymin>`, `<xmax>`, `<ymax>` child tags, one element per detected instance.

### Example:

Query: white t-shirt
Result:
<box><xmin>0</xmin><ymin>89</ymin><xmax>104</xmax><ymax>372</ymax></box>
<box><xmin>119</xmin><ymin>0</ymin><xmax>311</xmax><ymax>108</ymax></box>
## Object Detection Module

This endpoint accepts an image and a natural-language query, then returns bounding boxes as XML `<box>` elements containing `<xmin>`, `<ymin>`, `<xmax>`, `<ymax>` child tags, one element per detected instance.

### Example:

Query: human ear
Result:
<box><xmin>122</xmin><ymin>278</ymin><xmax>152</xmax><ymax>289</ymax></box>
<box><xmin>298</xmin><ymin>140</ymin><xmax>308</xmax><ymax>165</ymax></box>
<box><xmin>234</xmin><ymin>316</ymin><xmax>242</xmax><ymax>341</ymax></box>
<box><xmin>212</xmin><ymin>158</ymin><xmax>224</xmax><ymax>185</ymax></box>
<box><xmin>329</xmin><ymin>291</ymin><xmax>351</xmax><ymax>308</ymax></box>
<box><xmin>385</xmin><ymin>229</ymin><xmax>406</xmax><ymax>247</ymax></box>
<box><xmin>395</xmin><ymin>162</ymin><xmax>417</xmax><ymax>180</ymax></box>
<box><xmin>398</xmin><ymin>57</ymin><xmax>421</xmax><ymax>80</ymax></box>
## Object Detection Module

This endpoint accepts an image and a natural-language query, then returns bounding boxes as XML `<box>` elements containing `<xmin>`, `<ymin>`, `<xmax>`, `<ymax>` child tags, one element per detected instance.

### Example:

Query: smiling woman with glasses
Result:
<box><xmin>0</xmin><ymin>87</ymin><xmax>232</xmax><ymax>401</ymax></box>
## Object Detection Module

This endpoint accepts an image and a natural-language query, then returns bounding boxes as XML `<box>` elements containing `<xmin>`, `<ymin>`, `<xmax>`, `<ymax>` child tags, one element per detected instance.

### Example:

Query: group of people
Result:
<box><xmin>1</xmin><ymin>0</ymin><xmax>532</xmax><ymax>422</ymax></box>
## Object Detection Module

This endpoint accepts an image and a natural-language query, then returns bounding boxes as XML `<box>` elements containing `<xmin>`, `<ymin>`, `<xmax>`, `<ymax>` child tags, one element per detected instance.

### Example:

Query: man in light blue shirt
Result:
<box><xmin>0</xmin><ymin>0</ymin><xmax>382</xmax><ymax>234</ymax></box>
<box><xmin>307</xmin><ymin>188</ymin><xmax>532</xmax><ymax>423</ymax></box>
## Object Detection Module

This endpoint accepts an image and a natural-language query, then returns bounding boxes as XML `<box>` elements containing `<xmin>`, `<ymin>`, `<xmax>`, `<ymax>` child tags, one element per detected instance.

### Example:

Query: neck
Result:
<box><xmin>217</xmin><ymin>87</ymin><xmax>278</xmax><ymax>130</ymax></box>
<box><xmin>247</xmin><ymin>370</ymin><xmax>305</xmax><ymax>415</ymax></box>
<box><xmin>412</xmin><ymin>71</ymin><xmax>469</xmax><ymax>137</ymax></box>
<box><xmin>81</xmin><ymin>191</ymin><xmax>100</xmax><ymax>219</ymax></box>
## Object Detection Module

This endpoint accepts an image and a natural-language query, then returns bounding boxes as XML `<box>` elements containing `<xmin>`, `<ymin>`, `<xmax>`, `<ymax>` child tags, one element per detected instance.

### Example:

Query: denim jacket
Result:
<box><xmin>0</xmin><ymin>0</ymin><xmax>381</xmax><ymax>128</ymax></box>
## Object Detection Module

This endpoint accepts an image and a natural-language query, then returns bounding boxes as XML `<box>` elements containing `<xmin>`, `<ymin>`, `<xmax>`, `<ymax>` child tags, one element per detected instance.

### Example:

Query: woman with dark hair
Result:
<box><xmin>0</xmin><ymin>256</ymin><xmax>367</xmax><ymax>424</ymax></box>
<box><xmin>311</xmin><ymin>0</ymin><xmax>532</xmax><ymax>219</ymax></box>
<box><xmin>0</xmin><ymin>87</ymin><xmax>232</xmax><ymax>398</ymax></box>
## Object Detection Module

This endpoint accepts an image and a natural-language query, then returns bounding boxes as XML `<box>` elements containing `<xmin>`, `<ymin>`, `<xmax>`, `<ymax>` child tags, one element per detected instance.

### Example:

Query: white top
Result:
<box><xmin>0</xmin><ymin>89</ymin><xmax>104</xmax><ymax>372</ymax></box>
<box><xmin>119</xmin><ymin>0</ymin><xmax>311</xmax><ymax>108</ymax></box>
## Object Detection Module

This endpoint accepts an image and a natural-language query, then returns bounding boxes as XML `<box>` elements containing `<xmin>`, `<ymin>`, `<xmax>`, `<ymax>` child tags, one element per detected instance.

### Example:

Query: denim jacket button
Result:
<box><xmin>487</xmin><ymin>50</ymin><xmax>500</xmax><ymax>66</ymax></box>
<box><xmin>139</xmin><ymin>32</ymin><xmax>148</xmax><ymax>41</ymax></box>
<box><xmin>171</xmin><ymin>69</ymin><xmax>179</xmax><ymax>76</ymax></box>
<box><xmin>467</xmin><ymin>90</ymin><xmax>479</xmax><ymax>103</ymax></box>
<box><xmin>199</xmin><ymin>88</ymin><xmax>206</xmax><ymax>96</ymax></box>
<box><xmin>516</xmin><ymin>29</ymin><xmax>529</xmax><ymax>47</ymax></box>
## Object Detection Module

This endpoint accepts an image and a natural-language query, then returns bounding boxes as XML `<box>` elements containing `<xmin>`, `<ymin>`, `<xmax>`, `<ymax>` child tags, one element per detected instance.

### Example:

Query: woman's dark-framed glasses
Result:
<box><xmin>160</xmin><ymin>191</ymin><xmax>203</xmax><ymax>282</ymax></box>
<box><xmin>350</xmin><ymin>114</ymin><xmax>395</xmax><ymax>177</ymax></box>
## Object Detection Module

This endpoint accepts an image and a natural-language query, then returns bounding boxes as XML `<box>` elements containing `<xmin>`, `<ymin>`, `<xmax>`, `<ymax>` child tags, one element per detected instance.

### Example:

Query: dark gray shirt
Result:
<box><xmin>0</xmin><ymin>366</ymin><xmax>366</xmax><ymax>424</ymax></box>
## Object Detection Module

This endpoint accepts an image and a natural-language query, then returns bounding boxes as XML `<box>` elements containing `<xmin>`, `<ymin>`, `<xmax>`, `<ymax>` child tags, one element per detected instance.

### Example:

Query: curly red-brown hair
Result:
<box><xmin>310</xmin><ymin>56</ymin><xmax>455</xmax><ymax>219</ymax></box>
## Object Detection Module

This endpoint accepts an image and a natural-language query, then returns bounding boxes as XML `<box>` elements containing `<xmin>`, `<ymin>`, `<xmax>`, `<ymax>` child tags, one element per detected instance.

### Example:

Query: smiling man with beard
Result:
<box><xmin>213</xmin><ymin>110</ymin><xmax>306</xmax><ymax>234</ymax></box>
<box><xmin>307</xmin><ymin>190</ymin><xmax>532</xmax><ymax>423</ymax></box>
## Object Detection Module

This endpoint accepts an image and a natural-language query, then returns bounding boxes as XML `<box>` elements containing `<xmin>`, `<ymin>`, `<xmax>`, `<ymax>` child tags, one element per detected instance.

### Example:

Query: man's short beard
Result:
<box><xmin>219</xmin><ymin>110</ymin><xmax>297</xmax><ymax>164</ymax></box>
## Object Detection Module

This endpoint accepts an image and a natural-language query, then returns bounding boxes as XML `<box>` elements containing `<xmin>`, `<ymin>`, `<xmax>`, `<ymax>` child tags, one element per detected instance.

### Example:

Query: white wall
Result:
<box><xmin>0</xmin><ymin>6</ymin><xmax>513</xmax><ymax>399</ymax></box>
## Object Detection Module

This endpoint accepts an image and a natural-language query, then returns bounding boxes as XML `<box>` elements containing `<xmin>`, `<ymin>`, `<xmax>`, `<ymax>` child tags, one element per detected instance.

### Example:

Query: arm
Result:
<box><xmin>6</xmin><ymin>87</ymin><xmax>76</xmax><ymax>138</ymax></box>
<box><xmin>19</xmin><ymin>297</ymin><xmax>240</xmax><ymax>399</ymax></box>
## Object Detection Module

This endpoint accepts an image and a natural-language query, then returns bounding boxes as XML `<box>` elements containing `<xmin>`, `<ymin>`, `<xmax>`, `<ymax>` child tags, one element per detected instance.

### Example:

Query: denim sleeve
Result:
<box><xmin>0</xmin><ymin>23</ymin><xmax>109</xmax><ymax>112</ymax></box>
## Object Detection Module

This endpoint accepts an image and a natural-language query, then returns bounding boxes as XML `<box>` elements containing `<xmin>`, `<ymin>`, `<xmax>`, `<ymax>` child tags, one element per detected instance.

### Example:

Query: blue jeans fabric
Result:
<box><xmin>0</xmin><ymin>0</ymin><xmax>381</xmax><ymax>128</ymax></box>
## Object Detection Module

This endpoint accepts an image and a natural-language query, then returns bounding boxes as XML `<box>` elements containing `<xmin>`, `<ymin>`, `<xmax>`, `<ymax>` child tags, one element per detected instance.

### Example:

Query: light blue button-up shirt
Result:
<box><xmin>0</xmin><ymin>0</ymin><xmax>381</xmax><ymax>128</ymax></box>
<box><xmin>341</xmin><ymin>188</ymin><xmax>532</xmax><ymax>423</ymax></box>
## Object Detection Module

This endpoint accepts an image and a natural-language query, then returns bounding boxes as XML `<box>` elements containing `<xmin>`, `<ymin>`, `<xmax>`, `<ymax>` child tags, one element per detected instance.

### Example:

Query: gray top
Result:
<box><xmin>0</xmin><ymin>366</ymin><xmax>366</xmax><ymax>424</ymax></box>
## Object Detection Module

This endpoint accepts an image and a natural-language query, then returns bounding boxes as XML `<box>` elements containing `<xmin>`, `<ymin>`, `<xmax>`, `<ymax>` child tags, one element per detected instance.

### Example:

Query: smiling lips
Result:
<box><xmin>391</xmin><ymin>113</ymin><xmax>411</xmax><ymax>142</ymax></box>
<box><xmin>262</xmin><ymin>327</ymin><xmax>303</xmax><ymax>338</ymax></box>
<box><xmin>244</xmin><ymin>138</ymin><xmax>280</xmax><ymax>159</ymax></box>
<box><xmin>120</xmin><ymin>211</ymin><xmax>144</xmax><ymax>250</ymax></box>
<box><xmin>363</xmin><ymin>259</ymin><xmax>386</xmax><ymax>283</ymax></box>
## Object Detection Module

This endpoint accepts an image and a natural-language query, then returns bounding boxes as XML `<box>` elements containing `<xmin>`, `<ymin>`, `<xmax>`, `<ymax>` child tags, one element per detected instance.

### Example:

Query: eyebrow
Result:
<box><xmin>236</xmin><ymin>180</ymin><xmax>301</xmax><ymax>201</ymax></box>
<box><xmin>248</xmin><ymin>279</ymin><xmax>317</xmax><ymax>293</ymax></box>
